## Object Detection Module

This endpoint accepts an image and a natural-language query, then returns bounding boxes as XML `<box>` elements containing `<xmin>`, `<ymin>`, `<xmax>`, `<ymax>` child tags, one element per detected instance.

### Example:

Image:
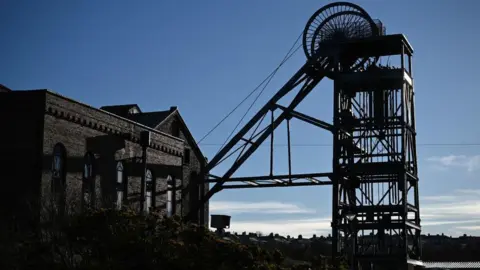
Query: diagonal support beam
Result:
<box><xmin>203</xmin><ymin>75</ymin><xmax>325</xmax><ymax>201</ymax></box>
<box><xmin>274</xmin><ymin>104</ymin><xmax>334</xmax><ymax>132</ymax></box>
<box><xmin>206</xmin><ymin>172</ymin><xmax>332</xmax><ymax>183</ymax></box>
<box><xmin>185</xmin><ymin>58</ymin><xmax>329</xmax><ymax>222</ymax></box>
<box><xmin>206</xmin><ymin>62</ymin><xmax>313</xmax><ymax>171</ymax></box>
<box><xmin>222</xmin><ymin>181</ymin><xmax>332</xmax><ymax>189</ymax></box>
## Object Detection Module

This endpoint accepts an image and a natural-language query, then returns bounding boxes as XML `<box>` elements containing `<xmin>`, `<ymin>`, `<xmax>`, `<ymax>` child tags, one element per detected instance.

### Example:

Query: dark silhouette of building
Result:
<box><xmin>0</xmin><ymin>86</ymin><xmax>208</xmax><ymax>228</ymax></box>
<box><xmin>0</xmin><ymin>84</ymin><xmax>12</xmax><ymax>92</ymax></box>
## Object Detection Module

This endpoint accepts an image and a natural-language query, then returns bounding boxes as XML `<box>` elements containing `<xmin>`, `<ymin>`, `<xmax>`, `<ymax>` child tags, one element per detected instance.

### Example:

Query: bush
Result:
<box><xmin>0</xmin><ymin>209</ymin><xmax>289</xmax><ymax>270</ymax></box>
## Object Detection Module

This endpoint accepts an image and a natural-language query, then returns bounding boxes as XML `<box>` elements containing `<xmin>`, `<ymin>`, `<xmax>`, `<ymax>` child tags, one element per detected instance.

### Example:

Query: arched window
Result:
<box><xmin>52</xmin><ymin>143</ymin><xmax>66</xmax><ymax>180</ymax></box>
<box><xmin>51</xmin><ymin>143</ymin><xmax>66</xmax><ymax>216</ymax></box>
<box><xmin>145</xmin><ymin>169</ymin><xmax>153</xmax><ymax>213</ymax></box>
<box><xmin>82</xmin><ymin>152</ymin><xmax>95</xmax><ymax>209</ymax></box>
<box><xmin>166</xmin><ymin>175</ymin><xmax>173</xmax><ymax>217</ymax></box>
<box><xmin>116</xmin><ymin>161</ymin><xmax>124</xmax><ymax>210</ymax></box>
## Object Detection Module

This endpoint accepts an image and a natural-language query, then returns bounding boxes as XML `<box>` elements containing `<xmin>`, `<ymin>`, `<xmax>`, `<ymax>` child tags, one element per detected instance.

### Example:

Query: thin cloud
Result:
<box><xmin>457</xmin><ymin>226</ymin><xmax>480</xmax><ymax>231</ymax></box>
<box><xmin>422</xmin><ymin>201</ymin><xmax>480</xmax><ymax>219</ymax></box>
<box><xmin>421</xmin><ymin>195</ymin><xmax>457</xmax><ymax>202</ymax></box>
<box><xmin>427</xmin><ymin>155</ymin><xmax>480</xmax><ymax>172</ymax></box>
<box><xmin>210</xmin><ymin>201</ymin><xmax>316</xmax><ymax>215</ymax></box>
<box><xmin>230</xmin><ymin>217</ymin><xmax>331</xmax><ymax>237</ymax></box>
<box><xmin>421</xmin><ymin>189</ymin><xmax>480</xmax><ymax>221</ymax></box>
<box><xmin>422</xmin><ymin>219</ymin><xmax>480</xmax><ymax>227</ymax></box>
<box><xmin>211</xmin><ymin>189</ymin><xmax>480</xmax><ymax>237</ymax></box>
<box><xmin>455</xmin><ymin>189</ymin><xmax>480</xmax><ymax>196</ymax></box>
<box><xmin>406</xmin><ymin>189</ymin><xmax>480</xmax><ymax>234</ymax></box>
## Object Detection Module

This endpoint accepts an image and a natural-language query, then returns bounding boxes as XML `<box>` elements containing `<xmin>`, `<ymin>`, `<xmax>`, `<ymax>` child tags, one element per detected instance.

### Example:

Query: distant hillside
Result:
<box><xmin>220</xmin><ymin>231</ymin><xmax>480</xmax><ymax>262</ymax></box>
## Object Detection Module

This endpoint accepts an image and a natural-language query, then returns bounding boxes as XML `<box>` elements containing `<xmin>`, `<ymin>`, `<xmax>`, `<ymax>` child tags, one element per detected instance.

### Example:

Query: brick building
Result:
<box><xmin>0</xmin><ymin>87</ymin><xmax>208</xmax><ymax>228</ymax></box>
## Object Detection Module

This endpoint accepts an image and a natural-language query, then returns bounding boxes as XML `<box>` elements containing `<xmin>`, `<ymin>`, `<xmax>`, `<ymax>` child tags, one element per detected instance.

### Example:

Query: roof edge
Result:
<box><xmin>44</xmin><ymin>90</ymin><xmax>184</xmax><ymax>143</ymax></box>
<box><xmin>160</xmin><ymin>110</ymin><xmax>206</xmax><ymax>164</ymax></box>
<box><xmin>0</xmin><ymin>84</ymin><xmax>12</xmax><ymax>92</ymax></box>
<box><xmin>100</xmin><ymin>104</ymin><xmax>142</xmax><ymax>113</ymax></box>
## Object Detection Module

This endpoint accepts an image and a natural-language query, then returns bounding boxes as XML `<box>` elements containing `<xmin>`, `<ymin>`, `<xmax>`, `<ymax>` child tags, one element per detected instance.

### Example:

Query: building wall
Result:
<box><xmin>156</xmin><ymin>112</ymin><xmax>209</xmax><ymax>226</ymax></box>
<box><xmin>41</xmin><ymin>92</ymin><xmax>185</xmax><ymax>217</ymax></box>
<box><xmin>0</xmin><ymin>91</ymin><xmax>45</xmax><ymax>227</ymax></box>
<box><xmin>0</xmin><ymin>89</ymin><xmax>208</xmax><ymax>229</ymax></box>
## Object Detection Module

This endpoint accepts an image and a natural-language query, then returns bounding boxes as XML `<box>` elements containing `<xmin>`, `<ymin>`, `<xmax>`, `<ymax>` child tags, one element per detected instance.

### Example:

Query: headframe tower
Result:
<box><xmin>305</xmin><ymin>3</ymin><xmax>422</xmax><ymax>269</ymax></box>
<box><xmin>188</xmin><ymin>2</ymin><xmax>422</xmax><ymax>269</ymax></box>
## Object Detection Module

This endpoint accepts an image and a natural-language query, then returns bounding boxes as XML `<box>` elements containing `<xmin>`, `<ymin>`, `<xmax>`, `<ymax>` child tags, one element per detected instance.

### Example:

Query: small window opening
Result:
<box><xmin>116</xmin><ymin>161</ymin><xmax>124</xmax><ymax>210</ymax></box>
<box><xmin>145</xmin><ymin>169</ymin><xmax>153</xmax><ymax>213</ymax></box>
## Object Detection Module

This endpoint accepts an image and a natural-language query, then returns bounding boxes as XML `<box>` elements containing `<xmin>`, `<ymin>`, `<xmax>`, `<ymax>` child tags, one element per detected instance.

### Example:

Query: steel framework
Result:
<box><xmin>326</xmin><ymin>36</ymin><xmax>421</xmax><ymax>270</ymax></box>
<box><xmin>186</xmin><ymin>2</ymin><xmax>422</xmax><ymax>269</ymax></box>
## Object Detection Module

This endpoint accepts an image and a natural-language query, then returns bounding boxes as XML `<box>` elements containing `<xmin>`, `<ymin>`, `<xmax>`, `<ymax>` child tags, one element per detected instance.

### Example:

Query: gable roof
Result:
<box><xmin>156</xmin><ymin>108</ymin><xmax>206</xmax><ymax>167</ymax></box>
<box><xmin>101</xmin><ymin>104</ymin><xmax>175</xmax><ymax>128</ymax></box>
<box><xmin>100</xmin><ymin>103</ymin><xmax>205</xmax><ymax>164</ymax></box>
<box><xmin>129</xmin><ymin>110</ymin><xmax>172</xmax><ymax>128</ymax></box>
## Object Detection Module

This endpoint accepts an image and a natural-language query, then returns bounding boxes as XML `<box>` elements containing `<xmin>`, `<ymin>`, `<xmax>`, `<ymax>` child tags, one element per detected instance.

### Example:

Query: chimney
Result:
<box><xmin>170</xmin><ymin>106</ymin><xmax>177</xmax><ymax>112</ymax></box>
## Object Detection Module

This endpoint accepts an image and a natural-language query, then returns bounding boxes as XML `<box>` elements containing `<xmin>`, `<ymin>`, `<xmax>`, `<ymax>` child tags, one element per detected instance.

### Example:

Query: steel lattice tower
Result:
<box><xmin>186</xmin><ymin>2</ymin><xmax>422</xmax><ymax>269</ymax></box>
<box><xmin>328</xmin><ymin>37</ymin><xmax>421</xmax><ymax>269</ymax></box>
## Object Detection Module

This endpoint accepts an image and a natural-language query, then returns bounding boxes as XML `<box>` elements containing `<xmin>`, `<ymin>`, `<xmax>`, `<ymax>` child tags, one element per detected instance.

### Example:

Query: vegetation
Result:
<box><xmin>5</xmin><ymin>208</ymin><xmax>478</xmax><ymax>269</ymax></box>
<box><xmin>0</xmin><ymin>209</ymin><xmax>346</xmax><ymax>270</ymax></box>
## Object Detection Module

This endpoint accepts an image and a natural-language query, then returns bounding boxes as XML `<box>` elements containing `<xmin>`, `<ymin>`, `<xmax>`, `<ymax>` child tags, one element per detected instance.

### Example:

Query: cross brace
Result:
<box><xmin>185</xmin><ymin>58</ymin><xmax>331</xmax><ymax>221</ymax></box>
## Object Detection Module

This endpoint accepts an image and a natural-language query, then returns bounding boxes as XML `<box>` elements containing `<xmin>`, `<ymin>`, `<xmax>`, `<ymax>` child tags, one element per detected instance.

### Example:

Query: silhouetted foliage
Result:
<box><xmin>0</xmin><ymin>209</ymin><xmax>324</xmax><ymax>270</ymax></box>
<box><xmin>6</xmin><ymin>209</ymin><xmax>476</xmax><ymax>269</ymax></box>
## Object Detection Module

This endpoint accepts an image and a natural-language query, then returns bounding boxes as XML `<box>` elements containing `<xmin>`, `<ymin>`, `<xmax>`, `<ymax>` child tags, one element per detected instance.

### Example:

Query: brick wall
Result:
<box><xmin>0</xmin><ymin>89</ymin><xmax>208</xmax><ymax>229</ymax></box>
<box><xmin>155</xmin><ymin>111</ymin><xmax>209</xmax><ymax>226</ymax></box>
<box><xmin>42</xmin><ymin>92</ymin><xmax>185</xmax><ymax>217</ymax></box>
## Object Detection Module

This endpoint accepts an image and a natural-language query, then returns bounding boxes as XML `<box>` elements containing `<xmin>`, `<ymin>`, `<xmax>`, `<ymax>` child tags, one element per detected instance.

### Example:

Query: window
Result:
<box><xmin>145</xmin><ymin>169</ymin><xmax>153</xmax><ymax>213</ymax></box>
<box><xmin>116</xmin><ymin>161</ymin><xmax>124</xmax><ymax>210</ymax></box>
<box><xmin>83</xmin><ymin>152</ymin><xmax>95</xmax><ymax>209</ymax></box>
<box><xmin>51</xmin><ymin>143</ymin><xmax>66</xmax><ymax>216</ymax></box>
<box><xmin>52</xmin><ymin>144</ymin><xmax>66</xmax><ymax>179</ymax></box>
<box><xmin>166</xmin><ymin>175</ymin><xmax>173</xmax><ymax>217</ymax></box>
<box><xmin>184</xmin><ymin>149</ymin><xmax>190</xmax><ymax>165</ymax></box>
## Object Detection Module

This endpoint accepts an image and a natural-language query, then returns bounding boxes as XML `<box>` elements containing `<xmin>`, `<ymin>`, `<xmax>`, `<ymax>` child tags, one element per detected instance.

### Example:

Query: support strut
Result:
<box><xmin>186</xmin><ymin>60</ymin><xmax>328</xmax><ymax>221</ymax></box>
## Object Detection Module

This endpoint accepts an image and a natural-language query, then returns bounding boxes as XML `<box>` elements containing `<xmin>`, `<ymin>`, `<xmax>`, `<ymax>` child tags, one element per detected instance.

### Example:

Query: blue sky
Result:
<box><xmin>2</xmin><ymin>0</ymin><xmax>480</xmax><ymax>237</ymax></box>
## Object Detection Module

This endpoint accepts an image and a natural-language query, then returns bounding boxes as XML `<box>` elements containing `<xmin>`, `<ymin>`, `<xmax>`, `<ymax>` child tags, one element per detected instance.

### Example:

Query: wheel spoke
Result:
<box><xmin>302</xmin><ymin>2</ymin><xmax>380</xmax><ymax>72</ymax></box>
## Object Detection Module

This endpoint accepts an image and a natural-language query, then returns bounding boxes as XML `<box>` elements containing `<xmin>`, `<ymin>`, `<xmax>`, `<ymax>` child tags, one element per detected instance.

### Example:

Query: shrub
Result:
<box><xmin>0</xmin><ymin>209</ymin><xmax>290</xmax><ymax>270</ymax></box>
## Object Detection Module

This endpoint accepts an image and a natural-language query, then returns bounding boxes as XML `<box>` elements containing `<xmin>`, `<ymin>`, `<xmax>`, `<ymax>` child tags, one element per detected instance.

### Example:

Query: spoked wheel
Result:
<box><xmin>302</xmin><ymin>2</ymin><xmax>380</xmax><ymax>73</ymax></box>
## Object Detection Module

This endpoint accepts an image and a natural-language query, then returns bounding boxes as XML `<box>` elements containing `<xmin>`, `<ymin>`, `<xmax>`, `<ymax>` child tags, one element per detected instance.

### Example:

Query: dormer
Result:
<box><xmin>100</xmin><ymin>104</ymin><xmax>142</xmax><ymax>118</ymax></box>
<box><xmin>128</xmin><ymin>106</ymin><xmax>140</xmax><ymax>115</ymax></box>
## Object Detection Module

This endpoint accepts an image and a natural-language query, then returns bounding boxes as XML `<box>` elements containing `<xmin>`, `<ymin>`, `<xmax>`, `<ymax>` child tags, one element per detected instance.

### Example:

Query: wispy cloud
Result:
<box><xmin>415</xmin><ymin>189</ymin><xmax>480</xmax><ymax>234</ymax></box>
<box><xmin>427</xmin><ymin>155</ymin><xmax>480</xmax><ymax>172</ymax></box>
<box><xmin>230</xmin><ymin>218</ymin><xmax>331</xmax><ymax>237</ymax></box>
<box><xmin>457</xmin><ymin>226</ymin><xmax>480</xmax><ymax>231</ymax></box>
<box><xmin>421</xmin><ymin>195</ymin><xmax>457</xmax><ymax>202</ymax></box>
<box><xmin>210</xmin><ymin>189</ymin><xmax>480</xmax><ymax>237</ymax></box>
<box><xmin>455</xmin><ymin>189</ymin><xmax>480</xmax><ymax>196</ymax></box>
<box><xmin>422</xmin><ymin>189</ymin><xmax>480</xmax><ymax>219</ymax></box>
<box><xmin>422</xmin><ymin>219</ymin><xmax>480</xmax><ymax>227</ymax></box>
<box><xmin>422</xmin><ymin>201</ymin><xmax>480</xmax><ymax>218</ymax></box>
<box><xmin>210</xmin><ymin>201</ymin><xmax>316</xmax><ymax>215</ymax></box>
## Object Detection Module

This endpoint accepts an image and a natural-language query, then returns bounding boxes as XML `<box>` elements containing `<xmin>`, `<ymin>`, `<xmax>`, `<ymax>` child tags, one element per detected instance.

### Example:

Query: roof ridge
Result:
<box><xmin>100</xmin><ymin>104</ymin><xmax>138</xmax><ymax>108</ymax></box>
<box><xmin>139</xmin><ymin>110</ymin><xmax>171</xmax><ymax>114</ymax></box>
